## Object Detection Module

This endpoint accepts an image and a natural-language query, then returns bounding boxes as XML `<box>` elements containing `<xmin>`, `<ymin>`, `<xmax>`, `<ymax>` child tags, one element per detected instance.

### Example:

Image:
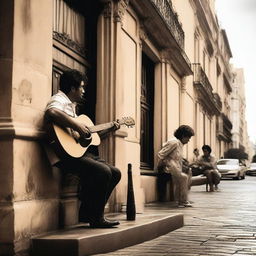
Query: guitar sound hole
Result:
<box><xmin>79</xmin><ymin>137</ymin><xmax>92</xmax><ymax>147</ymax></box>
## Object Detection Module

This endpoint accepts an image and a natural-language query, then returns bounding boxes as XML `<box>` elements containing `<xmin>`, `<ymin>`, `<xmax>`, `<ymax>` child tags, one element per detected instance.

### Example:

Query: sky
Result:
<box><xmin>215</xmin><ymin>0</ymin><xmax>256</xmax><ymax>143</ymax></box>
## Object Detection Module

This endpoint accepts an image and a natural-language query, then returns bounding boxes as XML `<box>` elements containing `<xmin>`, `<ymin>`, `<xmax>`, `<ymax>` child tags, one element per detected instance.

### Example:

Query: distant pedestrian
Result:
<box><xmin>182</xmin><ymin>158</ymin><xmax>193</xmax><ymax>190</ymax></box>
<box><xmin>157</xmin><ymin>125</ymin><xmax>195</xmax><ymax>207</ymax></box>
<box><xmin>197</xmin><ymin>145</ymin><xmax>221</xmax><ymax>192</ymax></box>
<box><xmin>193</xmin><ymin>148</ymin><xmax>200</xmax><ymax>162</ymax></box>
<box><xmin>190</xmin><ymin>148</ymin><xmax>202</xmax><ymax>176</ymax></box>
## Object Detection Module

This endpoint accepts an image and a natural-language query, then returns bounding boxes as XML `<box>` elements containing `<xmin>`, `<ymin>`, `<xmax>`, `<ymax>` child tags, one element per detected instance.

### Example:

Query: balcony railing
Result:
<box><xmin>222</xmin><ymin>113</ymin><xmax>232</xmax><ymax>130</ymax></box>
<box><xmin>149</xmin><ymin>0</ymin><xmax>184</xmax><ymax>48</ymax></box>
<box><xmin>192</xmin><ymin>63</ymin><xmax>213</xmax><ymax>95</ymax></box>
<box><xmin>213</xmin><ymin>93</ymin><xmax>222</xmax><ymax>111</ymax></box>
<box><xmin>192</xmin><ymin>63</ymin><xmax>224</xmax><ymax>115</ymax></box>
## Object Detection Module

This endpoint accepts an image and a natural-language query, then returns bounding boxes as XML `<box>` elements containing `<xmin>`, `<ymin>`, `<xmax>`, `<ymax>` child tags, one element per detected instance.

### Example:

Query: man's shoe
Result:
<box><xmin>183</xmin><ymin>201</ymin><xmax>192</xmax><ymax>207</ymax></box>
<box><xmin>178</xmin><ymin>201</ymin><xmax>192</xmax><ymax>208</ymax></box>
<box><xmin>90</xmin><ymin>218</ymin><xmax>120</xmax><ymax>228</ymax></box>
<box><xmin>105</xmin><ymin>217</ymin><xmax>120</xmax><ymax>225</ymax></box>
<box><xmin>215</xmin><ymin>185</ymin><xmax>220</xmax><ymax>191</ymax></box>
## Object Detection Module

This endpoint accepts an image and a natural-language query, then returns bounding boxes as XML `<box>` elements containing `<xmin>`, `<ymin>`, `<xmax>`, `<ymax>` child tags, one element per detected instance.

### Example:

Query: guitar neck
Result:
<box><xmin>88</xmin><ymin>122</ymin><xmax>114</xmax><ymax>133</ymax></box>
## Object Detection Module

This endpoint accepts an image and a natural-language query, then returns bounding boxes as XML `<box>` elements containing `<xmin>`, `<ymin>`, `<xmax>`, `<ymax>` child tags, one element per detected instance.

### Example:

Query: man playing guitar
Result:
<box><xmin>44</xmin><ymin>69</ymin><xmax>121</xmax><ymax>228</ymax></box>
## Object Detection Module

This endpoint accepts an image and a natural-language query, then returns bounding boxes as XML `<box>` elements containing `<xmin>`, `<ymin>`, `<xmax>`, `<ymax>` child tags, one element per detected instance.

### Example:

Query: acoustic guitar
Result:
<box><xmin>48</xmin><ymin>115</ymin><xmax>135</xmax><ymax>159</ymax></box>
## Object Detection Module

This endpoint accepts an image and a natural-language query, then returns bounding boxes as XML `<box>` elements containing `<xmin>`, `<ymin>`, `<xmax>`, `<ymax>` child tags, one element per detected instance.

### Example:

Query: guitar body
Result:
<box><xmin>47</xmin><ymin>114</ymin><xmax>135</xmax><ymax>159</ymax></box>
<box><xmin>50</xmin><ymin>115</ymin><xmax>100</xmax><ymax>159</ymax></box>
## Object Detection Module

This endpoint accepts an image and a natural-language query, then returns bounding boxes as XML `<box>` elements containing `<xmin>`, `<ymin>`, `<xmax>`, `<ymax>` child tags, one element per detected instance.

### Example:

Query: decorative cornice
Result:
<box><xmin>53</xmin><ymin>31</ymin><xmax>86</xmax><ymax>57</ymax></box>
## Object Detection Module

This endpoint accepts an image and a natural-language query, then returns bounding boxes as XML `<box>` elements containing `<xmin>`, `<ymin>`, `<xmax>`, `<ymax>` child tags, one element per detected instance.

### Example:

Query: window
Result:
<box><xmin>52</xmin><ymin>0</ymin><xmax>87</xmax><ymax>93</ymax></box>
<box><xmin>52</xmin><ymin>0</ymin><xmax>98</xmax><ymax>119</ymax></box>
<box><xmin>140</xmin><ymin>53</ymin><xmax>154</xmax><ymax>169</ymax></box>
<box><xmin>53</xmin><ymin>0</ymin><xmax>85</xmax><ymax>50</ymax></box>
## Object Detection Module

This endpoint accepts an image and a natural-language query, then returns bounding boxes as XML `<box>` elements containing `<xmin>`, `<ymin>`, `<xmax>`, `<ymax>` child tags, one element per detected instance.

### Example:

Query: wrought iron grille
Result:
<box><xmin>192</xmin><ymin>63</ymin><xmax>213</xmax><ymax>96</ymax></box>
<box><xmin>149</xmin><ymin>0</ymin><xmax>184</xmax><ymax>48</ymax></box>
<box><xmin>213</xmin><ymin>93</ymin><xmax>222</xmax><ymax>111</ymax></box>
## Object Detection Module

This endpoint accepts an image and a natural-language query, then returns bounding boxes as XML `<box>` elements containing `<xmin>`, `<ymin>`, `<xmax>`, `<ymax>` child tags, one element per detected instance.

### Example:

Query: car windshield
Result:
<box><xmin>217</xmin><ymin>159</ymin><xmax>238</xmax><ymax>165</ymax></box>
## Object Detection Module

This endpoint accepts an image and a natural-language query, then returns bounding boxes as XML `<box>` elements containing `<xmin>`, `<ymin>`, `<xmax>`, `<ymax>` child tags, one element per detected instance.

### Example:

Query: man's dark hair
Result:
<box><xmin>174</xmin><ymin>125</ymin><xmax>195</xmax><ymax>140</ymax></box>
<box><xmin>59</xmin><ymin>69</ymin><xmax>87</xmax><ymax>94</ymax></box>
<box><xmin>202</xmin><ymin>145</ymin><xmax>212</xmax><ymax>154</ymax></box>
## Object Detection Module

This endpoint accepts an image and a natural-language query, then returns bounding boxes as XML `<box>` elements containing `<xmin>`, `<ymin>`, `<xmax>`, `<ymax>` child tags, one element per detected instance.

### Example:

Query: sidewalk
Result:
<box><xmin>95</xmin><ymin>176</ymin><xmax>256</xmax><ymax>256</ymax></box>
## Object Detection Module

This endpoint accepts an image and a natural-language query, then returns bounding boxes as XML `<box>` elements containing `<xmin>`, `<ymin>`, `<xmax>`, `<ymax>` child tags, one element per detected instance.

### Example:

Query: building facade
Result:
<box><xmin>0</xmin><ymin>0</ymin><xmax>236</xmax><ymax>255</ymax></box>
<box><xmin>231</xmin><ymin>67</ymin><xmax>254</xmax><ymax>161</ymax></box>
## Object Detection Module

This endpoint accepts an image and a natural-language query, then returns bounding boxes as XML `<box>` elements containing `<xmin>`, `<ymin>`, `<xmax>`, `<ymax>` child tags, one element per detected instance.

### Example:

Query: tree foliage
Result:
<box><xmin>224</xmin><ymin>148</ymin><xmax>248</xmax><ymax>160</ymax></box>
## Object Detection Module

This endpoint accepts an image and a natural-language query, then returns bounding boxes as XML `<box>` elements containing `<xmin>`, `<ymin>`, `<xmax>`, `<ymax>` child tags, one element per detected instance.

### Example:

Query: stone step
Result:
<box><xmin>31</xmin><ymin>203</ymin><xmax>183</xmax><ymax>256</ymax></box>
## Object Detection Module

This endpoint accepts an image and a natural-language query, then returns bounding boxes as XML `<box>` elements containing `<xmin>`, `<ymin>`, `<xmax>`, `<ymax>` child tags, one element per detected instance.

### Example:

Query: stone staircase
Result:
<box><xmin>31</xmin><ymin>203</ymin><xmax>183</xmax><ymax>256</ymax></box>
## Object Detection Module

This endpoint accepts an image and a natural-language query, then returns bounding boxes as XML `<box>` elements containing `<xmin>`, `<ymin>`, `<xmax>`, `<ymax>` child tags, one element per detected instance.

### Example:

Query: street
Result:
<box><xmin>96</xmin><ymin>176</ymin><xmax>256</xmax><ymax>256</ymax></box>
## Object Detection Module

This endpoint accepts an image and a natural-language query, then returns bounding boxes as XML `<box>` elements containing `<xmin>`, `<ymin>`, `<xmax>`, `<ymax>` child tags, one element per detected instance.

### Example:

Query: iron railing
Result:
<box><xmin>149</xmin><ymin>0</ymin><xmax>184</xmax><ymax>48</ymax></box>
<box><xmin>213</xmin><ymin>93</ymin><xmax>222</xmax><ymax>111</ymax></box>
<box><xmin>192</xmin><ymin>63</ymin><xmax>213</xmax><ymax>95</ymax></box>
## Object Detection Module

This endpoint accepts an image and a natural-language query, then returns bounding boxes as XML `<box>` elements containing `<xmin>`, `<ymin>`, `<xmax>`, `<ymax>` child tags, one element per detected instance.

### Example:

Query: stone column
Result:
<box><xmin>0</xmin><ymin>1</ymin><xmax>58</xmax><ymax>255</ymax></box>
<box><xmin>96</xmin><ymin>0</ymin><xmax>115</xmax><ymax>164</ymax></box>
<box><xmin>159</xmin><ymin>50</ymin><xmax>169</xmax><ymax>145</ymax></box>
<box><xmin>98</xmin><ymin>0</ymin><xmax>150</xmax><ymax>214</ymax></box>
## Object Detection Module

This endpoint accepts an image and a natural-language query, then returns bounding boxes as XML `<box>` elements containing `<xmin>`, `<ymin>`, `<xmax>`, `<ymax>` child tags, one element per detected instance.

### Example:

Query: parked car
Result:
<box><xmin>246</xmin><ymin>162</ymin><xmax>256</xmax><ymax>176</ymax></box>
<box><xmin>216</xmin><ymin>158</ymin><xmax>246</xmax><ymax>180</ymax></box>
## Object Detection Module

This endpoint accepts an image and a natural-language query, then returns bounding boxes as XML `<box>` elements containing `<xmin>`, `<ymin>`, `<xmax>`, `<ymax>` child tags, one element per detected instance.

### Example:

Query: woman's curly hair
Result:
<box><xmin>174</xmin><ymin>125</ymin><xmax>195</xmax><ymax>140</ymax></box>
<box><xmin>202</xmin><ymin>144</ymin><xmax>212</xmax><ymax>154</ymax></box>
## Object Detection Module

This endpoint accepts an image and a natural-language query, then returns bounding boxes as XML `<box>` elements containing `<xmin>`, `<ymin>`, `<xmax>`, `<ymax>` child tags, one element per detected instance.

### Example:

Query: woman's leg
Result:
<box><xmin>212</xmin><ymin>169</ymin><xmax>221</xmax><ymax>190</ymax></box>
<box><xmin>171</xmin><ymin>175</ymin><xmax>180</xmax><ymax>203</ymax></box>
<box><xmin>179</xmin><ymin>172</ymin><xmax>189</xmax><ymax>203</ymax></box>
<box><xmin>204</xmin><ymin>170</ymin><xmax>214</xmax><ymax>192</ymax></box>
<box><xmin>171</xmin><ymin>171</ymin><xmax>189</xmax><ymax>205</ymax></box>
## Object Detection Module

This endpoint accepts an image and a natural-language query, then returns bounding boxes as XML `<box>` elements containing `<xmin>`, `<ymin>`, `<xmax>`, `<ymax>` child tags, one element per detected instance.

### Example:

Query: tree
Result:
<box><xmin>224</xmin><ymin>148</ymin><xmax>248</xmax><ymax>160</ymax></box>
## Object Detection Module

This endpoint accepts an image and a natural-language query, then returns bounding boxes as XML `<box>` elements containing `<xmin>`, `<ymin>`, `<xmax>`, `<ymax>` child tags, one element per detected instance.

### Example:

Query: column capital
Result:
<box><xmin>160</xmin><ymin>49</ymin><xmax>170</xmax><ymax>64</ymax></box>
<box><xmin>139</xmin><ymin>26</ymin><xmax>147</xmax><ymax>48</ymax></box>
<box><xmin>114</xmin><ymin>0</ymin><xmax>129</xmax><ymax>24</ymax></box>
<box><xmin>102</xmin><ymin>0</ymin><xmax>112</xmax><ymax>18</ymax></box>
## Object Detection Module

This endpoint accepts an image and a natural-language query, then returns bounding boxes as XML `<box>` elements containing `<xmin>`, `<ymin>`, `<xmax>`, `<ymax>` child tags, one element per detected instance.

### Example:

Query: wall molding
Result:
<box><xmin>0</xmin><ymin>119</ymin><xmax>45</xmax><ymax>140</ymax></box>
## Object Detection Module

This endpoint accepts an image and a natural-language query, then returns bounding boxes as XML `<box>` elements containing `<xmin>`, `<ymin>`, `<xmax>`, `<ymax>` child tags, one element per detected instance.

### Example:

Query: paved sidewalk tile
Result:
<box><xmin>94</xmin><ymin>176</ymin><xmax>256</xmax><ymax>256</ymax></box>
